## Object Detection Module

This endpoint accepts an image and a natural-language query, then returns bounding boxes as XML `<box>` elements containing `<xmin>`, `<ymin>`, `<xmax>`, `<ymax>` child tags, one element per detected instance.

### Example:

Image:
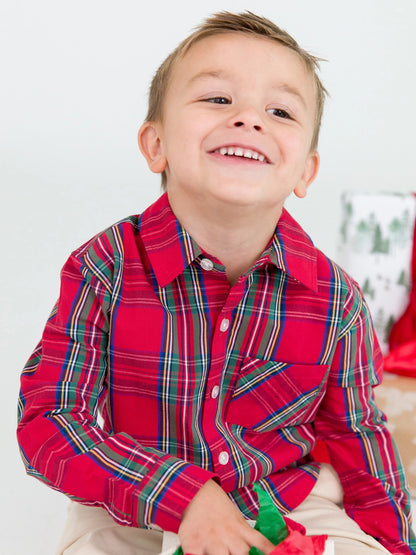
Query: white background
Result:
<box><xmin>1</xmin><ymin>0</ymin><xmax>416</xmax><ymax>552</ymax></box>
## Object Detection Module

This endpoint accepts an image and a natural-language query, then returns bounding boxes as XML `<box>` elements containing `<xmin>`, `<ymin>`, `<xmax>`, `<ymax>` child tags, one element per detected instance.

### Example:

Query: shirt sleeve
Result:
<box><xmin>16</xmin><ymin>246</ymin><xmax>216</xmax><ymax>533</ymax></box>
<box><xmin>314</xmin><ymin>277</ymin><xmax>416</xmax><ymax>554</ymax></box>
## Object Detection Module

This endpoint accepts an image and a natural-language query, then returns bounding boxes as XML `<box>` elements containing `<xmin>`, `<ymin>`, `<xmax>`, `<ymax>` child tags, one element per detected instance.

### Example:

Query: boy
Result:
<box><xmin>17</xmin><ymin>11</ymin><xmax>415</xmax><ymax>555</ymax></box>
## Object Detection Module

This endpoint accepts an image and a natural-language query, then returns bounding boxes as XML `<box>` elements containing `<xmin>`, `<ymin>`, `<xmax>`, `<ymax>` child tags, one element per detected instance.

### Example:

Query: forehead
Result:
<box><xmin>168</xmin><ymin>32</ymin><xmax>316</xmax><ymax>99</ymax></box>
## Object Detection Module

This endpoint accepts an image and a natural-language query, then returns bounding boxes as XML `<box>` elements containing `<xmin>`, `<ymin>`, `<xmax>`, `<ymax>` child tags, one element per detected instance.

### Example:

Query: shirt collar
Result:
<box><xmin>265</xmin><ymin>208</ymin><xmax>318</xmax><ymax>292</ymax></box>
<box><xmin>139</xmin><ymin>193</ymin><xmax>202</xmax><ymax>288</ymax></box>
<box><xmin>139</xmin><ymin>194</ymin><xmax>317</xmax><ymax>292</ymax></box>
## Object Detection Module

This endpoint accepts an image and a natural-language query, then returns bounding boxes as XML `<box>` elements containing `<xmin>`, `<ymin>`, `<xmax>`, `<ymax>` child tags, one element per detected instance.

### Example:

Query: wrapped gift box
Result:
<box><xmin>337</xmin><ymin>192</ymin><xmax>416</xmax><ymax>496</ymax></box>
<box><xmin>337</xmin><ymin>192</ymin><xmax>415</xmax><ymax>354</ymax></box>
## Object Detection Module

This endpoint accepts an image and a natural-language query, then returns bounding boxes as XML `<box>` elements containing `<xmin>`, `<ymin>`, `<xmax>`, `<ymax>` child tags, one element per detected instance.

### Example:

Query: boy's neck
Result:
<box><xmin>167</xmin><ymin>191</ymin><xmax>282</xmax><ymax>286</ymax></box>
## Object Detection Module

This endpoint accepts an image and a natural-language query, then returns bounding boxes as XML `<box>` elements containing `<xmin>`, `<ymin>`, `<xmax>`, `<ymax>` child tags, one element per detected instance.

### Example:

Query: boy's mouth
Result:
<box><xmin>212</xmin><ymin>146</ymin><xmax>270</xmax><ymax>163</ymax></box>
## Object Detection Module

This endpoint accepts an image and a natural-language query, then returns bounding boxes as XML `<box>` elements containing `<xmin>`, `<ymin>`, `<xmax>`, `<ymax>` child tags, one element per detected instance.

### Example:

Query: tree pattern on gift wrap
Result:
<box><xmin>344</xmin><ymin>203</ymin><xmax>413</xmax><ymax>255</ymax></box>
<box><xmin>340</xmin><ymin>197</ymin><xmax>353</xmax><ymax>243</ymax></box>
<box><xmin>362</xmin><ymin>277</ymin><xmax>376</xmax><ymax>300</ymax></box>
<box><xmin>389</xmin><ymin>209</ymin><xmax>412</xmax><ymax>246</ymax></box>
<box><xmin>397</xmin><ymin>269</ymin><xmax>411</xmax><ymax>293</ymax></box>
<box><xmin>374</xmin><ymin>308</ymin><xmax>386</xmax><ymax>336</ymax></box>
<box><xmin>352</xmin><ymin>219</ymin><xmax>373</xmax><ymax>252</ymax></box>
<box><xmin>372</xmin><ymin>223</ymin><xmax>390</xmax><ymax>254</ymax></box>
<box><xmin>384</xmin><ymin>315</ymin><xmax>395</xmax><ymax>344</ymax></box>
<box><xmin>372</xmin><ymin>309</ymin><xmax>397</xmax><ymax>345</ymax></box>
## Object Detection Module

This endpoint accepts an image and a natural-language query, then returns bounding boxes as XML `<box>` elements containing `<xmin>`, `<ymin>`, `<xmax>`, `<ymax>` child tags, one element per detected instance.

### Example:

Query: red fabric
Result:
<box><xmin>310</xmin><ymin>439</ymin><xmax>331</xmax><ymax>464</ymax></box>
<box><xmin>384</xmin><ymin>340</ymin><xmax>416</xmax><ymax>377</ymax></box>
<box><xmin>271</xmin><ymin>517</ymin><xmax>327</xmax><ymax>554</ymax></box>
<box><xmin>385</xmin><ymin>195</ymin><xmax>416</xmax><ymax>377</ymax></box>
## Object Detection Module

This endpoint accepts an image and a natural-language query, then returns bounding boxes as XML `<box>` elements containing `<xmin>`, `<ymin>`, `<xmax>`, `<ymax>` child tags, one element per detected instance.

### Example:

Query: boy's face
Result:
<box><xmin>140</xmin><ymin>33</ymin><xmax>319</xmax><ymax>214</ymax></box>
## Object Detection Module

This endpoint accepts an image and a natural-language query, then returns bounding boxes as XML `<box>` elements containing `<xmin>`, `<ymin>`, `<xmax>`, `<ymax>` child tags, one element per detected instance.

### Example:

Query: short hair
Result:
<box><xmin>145</xmin><ymin>11</ymin><xmax>328</xmax><ymax>188</ymax></box>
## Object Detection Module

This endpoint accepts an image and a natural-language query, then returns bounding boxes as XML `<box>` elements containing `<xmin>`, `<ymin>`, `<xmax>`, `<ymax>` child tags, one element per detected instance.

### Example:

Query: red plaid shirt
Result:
<box><xmin>17</xmin><ymin>193</ymin><xmax>415</xmax><ymax>553</ymax></box>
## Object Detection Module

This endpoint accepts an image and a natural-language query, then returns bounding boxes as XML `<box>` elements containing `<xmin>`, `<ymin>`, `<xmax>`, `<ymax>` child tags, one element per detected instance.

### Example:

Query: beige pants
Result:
<box><xmin>56</xmin><ymin>465</ymin><xmax>390</xmax><ymax>554</ymax></box>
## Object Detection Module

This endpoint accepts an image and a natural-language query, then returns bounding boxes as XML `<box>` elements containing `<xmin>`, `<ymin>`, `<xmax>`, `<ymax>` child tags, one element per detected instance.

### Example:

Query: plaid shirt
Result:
<box><xmin>17</xmin><ymin>193</ymin><xmax>415</xmax><ymax>553</ymax></box>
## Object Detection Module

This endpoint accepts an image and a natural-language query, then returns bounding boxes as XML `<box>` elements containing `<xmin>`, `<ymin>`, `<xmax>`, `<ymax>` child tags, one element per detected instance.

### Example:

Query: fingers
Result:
<box><xmin>178</xmin><ymin>480</ymin><xmax>276</xmax><ymax>554</ymax></box>
<box><xmin>245</xmin><ymin>530</ymin><xmax>275</xmax><ymax>555</ymax></box>
<box><xmin>243</xmin><ymin>527</ymin><xmax>275</xmax><ymax>555</ymax></box>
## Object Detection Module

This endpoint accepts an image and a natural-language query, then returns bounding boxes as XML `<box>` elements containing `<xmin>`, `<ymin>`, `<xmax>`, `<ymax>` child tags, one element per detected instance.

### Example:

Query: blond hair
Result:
<box><xmin>145</xmin><ymin>11</ymin><xmax>327</xmax><ymax>188</ymax></box>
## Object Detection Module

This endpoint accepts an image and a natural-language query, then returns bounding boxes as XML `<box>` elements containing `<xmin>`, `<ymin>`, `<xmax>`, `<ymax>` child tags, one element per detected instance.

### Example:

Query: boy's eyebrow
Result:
<box><xmin>272</xmin><ymin>83</ymin><xmax>308</xmax><ymax>108</ymax></box>
<box><xmin>186</xmin><ymin>69</ymin><xmax>231</xmax><ymax>86</ymax></box>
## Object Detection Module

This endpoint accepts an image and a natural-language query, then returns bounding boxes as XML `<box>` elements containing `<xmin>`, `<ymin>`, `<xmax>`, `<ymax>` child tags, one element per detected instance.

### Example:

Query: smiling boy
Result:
<box><xmin>17</xmin><ymin>11</ymin><xmax>415</xmax><ymax>555</ymax></box>
<box><xmin>139</xmin><ymin>31</ymin><xmax>319</xmax><ymax>289</ymax></box>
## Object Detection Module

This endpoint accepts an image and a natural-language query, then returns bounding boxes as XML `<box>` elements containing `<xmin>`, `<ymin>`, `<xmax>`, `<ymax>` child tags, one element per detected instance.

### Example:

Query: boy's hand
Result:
<box><xmin>178</xmin><ymin>479</ymin><xmax>275</xmax><ymax>555</ymax></box>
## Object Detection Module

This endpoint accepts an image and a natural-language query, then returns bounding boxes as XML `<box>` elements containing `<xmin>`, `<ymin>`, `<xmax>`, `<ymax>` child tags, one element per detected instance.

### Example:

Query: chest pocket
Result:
<box><xmin>225</xmin><ymin>358</ymin><xmax>328</xmax><ymax>432</ymax></box>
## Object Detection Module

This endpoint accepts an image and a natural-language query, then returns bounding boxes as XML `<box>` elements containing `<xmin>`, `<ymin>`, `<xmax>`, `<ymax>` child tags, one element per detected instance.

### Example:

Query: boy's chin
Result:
<box><xmin>208</xmin><ymin>182</ymin><xmax>283</xmax><ymax>208</ymax></box>
<box><xmin>167</xmin><ymin>178</ymin><xmax>285</xmax><ymax>212</ymax></box>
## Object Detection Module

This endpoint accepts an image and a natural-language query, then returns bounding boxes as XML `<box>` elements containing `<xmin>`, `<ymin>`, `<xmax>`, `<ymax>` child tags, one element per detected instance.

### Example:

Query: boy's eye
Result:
<box><xmin>204</xmin><ymin>97</ymin><xmax>230</xmax><ymax>104</ymax></box>
<box><xmin>267</xmin><ymin>108</ymin><xmax>292</xmax><ymax>120</ymax></box>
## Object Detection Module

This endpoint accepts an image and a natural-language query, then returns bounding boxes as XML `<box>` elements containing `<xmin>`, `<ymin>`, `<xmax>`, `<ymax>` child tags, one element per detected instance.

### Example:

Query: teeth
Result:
<box><xmin>216</xmin><ymin>146</ymin><xmax>266</xmax><ymax>162</ymax></box>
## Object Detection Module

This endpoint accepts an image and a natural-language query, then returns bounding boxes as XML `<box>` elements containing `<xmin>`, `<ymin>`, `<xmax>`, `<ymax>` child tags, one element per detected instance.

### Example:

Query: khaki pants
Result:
<box><xmin>56</xmin><ymin>465</ymin><xmax>390</xmax><ymax>554</ymax></box>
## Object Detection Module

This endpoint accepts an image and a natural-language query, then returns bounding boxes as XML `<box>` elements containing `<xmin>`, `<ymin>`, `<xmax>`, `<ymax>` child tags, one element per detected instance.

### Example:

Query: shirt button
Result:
<box><xmin>211</xmin><ymin>385</ymin><xmax>220</xmax><ymax>399</ymax></box>
<box><xmin>220</xmin><ymin>318</ymin><xmax>230</xmax><ymax>332</ymax></box>
<box><xmin>219</xmin><ymin>451</ymin><xmax>229</xmax><ymax>465</ymax></box>
<box><xmin>200</xmin><ymin>258</ymin><xmax>214</xmax><ymax>271</ymax></box>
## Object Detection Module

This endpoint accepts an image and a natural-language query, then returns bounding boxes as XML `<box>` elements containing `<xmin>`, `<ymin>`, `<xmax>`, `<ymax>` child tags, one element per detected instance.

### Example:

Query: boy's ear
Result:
<box><xmin>294</xmin><ymin>150</ymin><xmax>320</xmax><ymax>199</ymax></box>
<box><xmin>137</xmin><ymin>121</ymin><xmax>167</xmax><ymax>174</ymax></box>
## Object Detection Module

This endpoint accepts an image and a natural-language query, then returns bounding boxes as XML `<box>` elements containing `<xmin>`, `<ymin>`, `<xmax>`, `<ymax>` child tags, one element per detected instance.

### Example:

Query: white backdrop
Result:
<box><xmin>1</xmin><ymin>0</ymin><xmax>416</xmax><ymax>552</ymax></box>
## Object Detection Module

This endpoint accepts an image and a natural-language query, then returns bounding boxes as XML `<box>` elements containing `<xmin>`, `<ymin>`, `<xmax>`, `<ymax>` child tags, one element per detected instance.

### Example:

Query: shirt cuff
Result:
<box><xmin>134</xmin><ymin>455</ymin><xmax>219</xmax><ymax>533</ymax></box>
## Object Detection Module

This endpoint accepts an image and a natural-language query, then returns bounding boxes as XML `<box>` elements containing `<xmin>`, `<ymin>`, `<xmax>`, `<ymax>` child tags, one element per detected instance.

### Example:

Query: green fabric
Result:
<box><xmin>249</xmin><ymin>483</ymin><xmax>288</xmax><ymax>555</ymax></box>
<box><xmin>172</xmin><ymin>483</ymin><xmax>288</xmax><ymax>555</ymax></box>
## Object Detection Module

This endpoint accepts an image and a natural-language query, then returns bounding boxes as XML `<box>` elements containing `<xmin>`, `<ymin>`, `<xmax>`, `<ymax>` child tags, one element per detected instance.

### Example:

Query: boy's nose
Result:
<box><xmin>234</xmin><ymin>120</ymin><xmax>262</xmax><ymax>131</ymax></box>
<box><xmin>229</xmin><ymin>107</ymin><xmax>264</xmax><ymax>132</ymax></box>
